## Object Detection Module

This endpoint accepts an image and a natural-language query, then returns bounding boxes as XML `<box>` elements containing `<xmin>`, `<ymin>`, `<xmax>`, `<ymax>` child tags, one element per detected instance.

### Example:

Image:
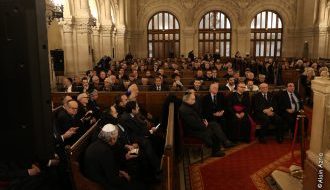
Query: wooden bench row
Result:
<box><xmin>64</xmin><ymin>104</ymin><xmax>177</xmax><ymax>190</ymax></box>
<box><xmin>52</xmin><ymin>91</ymin><xmax>209</xmax><ymax>119</ymax></box>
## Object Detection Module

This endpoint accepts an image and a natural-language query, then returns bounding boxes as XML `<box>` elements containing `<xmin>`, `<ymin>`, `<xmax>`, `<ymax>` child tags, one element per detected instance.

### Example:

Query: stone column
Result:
<box><xmin>303</xmin><ymin>77</ymin><xmax>330</xmax><ymax>190</ymax></box>
<box><xmin>182</xmin><ymin>27</ymin><xmax>195</xmax><ymax>57</ymax></box>
<box><xmin>74</xmin><ymin>18</ymin><xmax>93</xmax><ymax>73</ymax></box>
<box><xmin>317</xmin><ymin>26</ymin><xmax>330</xmax><ymax>58</ymax></box>
<box><xmin>100</xmin><ymin>25</ymin><xmax>113</xmax><ymax>57</ymax></box>
<box><xmin>235</xmin><ymin>27</ymin><xmax>249</xmax><ymax>56</ymax></box>
<box><xmin>91</xmin><ymin>25</ymin><xmax>101</xmax><ymax>64</ymax></box>
<box><xmin>59</xmin><ymin>18</ymin><xmax>76</xmax><ymax>75</ymax></box>
<box><xmin>116</xmin><ymin>25</ymin><xmax>126</xmax><ymax>60</ymax></box>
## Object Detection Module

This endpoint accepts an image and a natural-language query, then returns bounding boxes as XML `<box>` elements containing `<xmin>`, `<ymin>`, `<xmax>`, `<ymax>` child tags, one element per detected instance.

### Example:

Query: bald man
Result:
<box><xmin>253</xmin><ymin>83</ymin><xmax>284</xmax><ymax>143</ymax></box>
<box><xmin>54</xmin><ymin>99</ymin><xmax>80</xmax><ymax>145</ymax></box>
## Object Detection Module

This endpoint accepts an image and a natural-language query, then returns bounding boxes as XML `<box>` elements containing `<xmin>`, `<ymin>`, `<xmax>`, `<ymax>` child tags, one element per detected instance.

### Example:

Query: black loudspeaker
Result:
<box><xmin>50</xmin><ymin>49</ymin><xmax>64</xmax><ymax>76</ymax></box>
<box><xmin>1</xmin><ymin>0</ymin><xmax>54</xmax><ymax>162</ymax></box>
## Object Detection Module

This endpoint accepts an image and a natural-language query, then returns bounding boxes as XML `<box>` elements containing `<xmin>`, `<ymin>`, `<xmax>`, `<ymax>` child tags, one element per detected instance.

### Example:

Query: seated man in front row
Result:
<box><xmin>179</xmin><ymin>92</ymin><xmax>235</xmax><ymax>157</ymax></box>
<box><xmin>253</xmin><ymin>83</ymin><xmax>285</xmax><ymax>143</ymax></box>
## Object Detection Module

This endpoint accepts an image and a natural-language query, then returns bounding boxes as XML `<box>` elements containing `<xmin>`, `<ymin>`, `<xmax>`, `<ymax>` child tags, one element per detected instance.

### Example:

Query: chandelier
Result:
<box><xmin>47</xmin><ymin>0</ymin><xmax>64</xmax><ymax>25</ymax></box>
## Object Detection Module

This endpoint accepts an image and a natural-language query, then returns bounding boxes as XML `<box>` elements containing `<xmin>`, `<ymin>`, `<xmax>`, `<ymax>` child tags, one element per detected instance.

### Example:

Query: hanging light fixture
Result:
<box><xmin>47</xmin><ymin>0</ymin><xmax>64</xmax><ymax>25</ymax></box>
<box><xmin>89</xmin><ymin>17</ymin><xmax>97</xmax><ymax>27</ymax></box>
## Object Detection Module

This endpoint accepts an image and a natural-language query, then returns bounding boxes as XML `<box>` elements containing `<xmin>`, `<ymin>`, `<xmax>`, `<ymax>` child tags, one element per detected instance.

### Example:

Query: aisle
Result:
<box><xmin>189</xmin><ymin>139</ymin><xmax>297</xmax><ymax>190</ymax></box>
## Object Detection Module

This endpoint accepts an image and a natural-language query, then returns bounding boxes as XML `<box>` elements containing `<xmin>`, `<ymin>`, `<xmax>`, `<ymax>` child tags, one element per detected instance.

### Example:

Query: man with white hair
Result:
<box><xmin>179</xmin><ymin>91</ymin><xmax>234</xmax><ymax>157</ymax></box>
<box><xmin>84</xmin><ymin>124</ymin><xmax>137</xmax><ymax>190</ymax></box>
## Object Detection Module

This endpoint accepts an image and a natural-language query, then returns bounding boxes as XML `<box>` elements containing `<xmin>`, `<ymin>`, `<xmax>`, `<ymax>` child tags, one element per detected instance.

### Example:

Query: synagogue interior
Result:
<box><xmin>1</xmin><ymin>0</ymin><xmax>330</xmax><ymax>190</ymax></box>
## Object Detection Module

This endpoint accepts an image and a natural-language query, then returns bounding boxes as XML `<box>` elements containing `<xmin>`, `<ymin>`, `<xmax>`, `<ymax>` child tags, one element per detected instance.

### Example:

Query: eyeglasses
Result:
<box><xmin>69</xmin><ymin>106</ymin><xmax>78</xmax><ymax>110</ymax></box>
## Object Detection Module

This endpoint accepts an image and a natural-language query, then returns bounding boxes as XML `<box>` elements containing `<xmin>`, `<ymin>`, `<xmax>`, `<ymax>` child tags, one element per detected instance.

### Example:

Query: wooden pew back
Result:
<box><xmin>161</xmin><ymin>103</ymin><xmax>176</xmax><ymax>190</ymax></box>
<box><xmin>65</xmin><ymin>120</ymin><xmax>104</xmax><ymax>190</ymax></box>
<box><xmin>51</xmin><ymin>91</ymin><xmax>210</xmax><ymax>119</ymax></box>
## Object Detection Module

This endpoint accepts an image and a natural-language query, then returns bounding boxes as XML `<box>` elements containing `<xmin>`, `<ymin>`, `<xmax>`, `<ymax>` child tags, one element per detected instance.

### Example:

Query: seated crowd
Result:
<box><xmin>2</xmin><ymin>54</ymin><xmax>328</xmax><ymax>190</ymax></box>
<box><xmin>59</xmin><ymin>55</ymin><xmax>329</xmax><ymax>106</ymax></box>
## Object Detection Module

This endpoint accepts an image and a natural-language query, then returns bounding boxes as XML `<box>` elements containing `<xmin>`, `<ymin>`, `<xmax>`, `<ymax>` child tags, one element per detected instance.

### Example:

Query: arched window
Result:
<box><xmin>250</xmin><ymin>10</ymin><xmax>283</xmax><ymax>57</ymax></box>
<box><xmin>147</xmin><ymin>12</ymin><xmax>180</xmax><ymax>58</ymax></box>
<box><xmin>198</xmin><ymin>11</ymin><xmax>231</xmax><ymax>58</ymax></box>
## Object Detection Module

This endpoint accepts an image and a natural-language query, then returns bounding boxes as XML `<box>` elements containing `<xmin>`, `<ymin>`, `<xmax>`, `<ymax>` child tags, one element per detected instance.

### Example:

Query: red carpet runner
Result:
<box><xmin>189</xmin><ymin>140</ymin><xmax>297</xmax><ymax>190</ymax></box>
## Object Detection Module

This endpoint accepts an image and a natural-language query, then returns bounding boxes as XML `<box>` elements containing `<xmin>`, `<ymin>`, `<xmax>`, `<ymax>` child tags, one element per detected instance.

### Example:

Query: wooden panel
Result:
<box><xmin>282</xmin><ymin>69</ymin><xmax>300</xmax><ymax>85</ymax></box>
<box><xmin>52</xmin><ymin>92</ymin><xmax>209</xmax><ymax>119</ymax></box>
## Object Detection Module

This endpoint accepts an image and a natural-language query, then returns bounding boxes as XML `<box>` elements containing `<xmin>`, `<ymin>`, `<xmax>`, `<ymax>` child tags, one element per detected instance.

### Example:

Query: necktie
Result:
<box><xmin>212</xmin><ymin>95</ymin><xmax>216</xmax><ymax>104</ymax></box>
<box><xmin>263</xmin><ymin>94</ymin><xmax>267</xmax><ymax>101</ymax></box>
<box><xmin>290</xmin><ymin>93</ymin><xmax>298</xmax><ymax>112</ymax></box>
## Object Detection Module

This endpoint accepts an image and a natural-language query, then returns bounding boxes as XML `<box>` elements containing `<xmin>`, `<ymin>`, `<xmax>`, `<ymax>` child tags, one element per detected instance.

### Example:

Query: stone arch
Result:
<box><xmin>193</xmin><ymin>2</ymin><xmax>239</xmax><ymax>32</ymax></box>
<box><xmin>138</xmin><ymin>2</ymin><xmax>186</xmax><ymax>32</ymax></box>
<box><xmin>191</xmin><ymin>1</ymin><xmax>239</xmax><ymax>57</ymax></box>
<box><xmin>246</xmin><ymin>2</ymin><xmax>294</xmax><ymax>31</ymax></box>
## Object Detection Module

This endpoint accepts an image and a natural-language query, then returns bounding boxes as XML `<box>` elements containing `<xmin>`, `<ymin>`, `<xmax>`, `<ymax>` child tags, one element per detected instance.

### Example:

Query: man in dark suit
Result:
<box><xmin>84</xmin><ymin>124</ymin><xmax>137</xmax><ymax>190</ymax></box>
<box><xmin>202</xmin><ymin>83</ymin><xmax>228</xmax><ymax>135</ymax></box>
<box><xmin>148</xmin><ymin>76</ymin><xmax>169</xmax><ymax>91</ymax></box>
<box><xmin>119</xmin><ymin>101</ymin><xmax>162</xmax><ymax>179</ymax></box>
<box><xmin>278</xmin><ymin>82</ymin><xmax>308</xmax><ymax>137</ymax></box>
<box><xmin>54</xmin><ymin>99</ymin><xmax>80</xmax><ymax>146</ymax></box>
<box><xmin>191</xmin><ymin>79</ymin><xmax>207</xmax><ymax>91</ymax></box>
<box><xmin>179</xmin><ymin>92</ymin><xmax>234</xmax><ymax>157</ymax></box>
<box><xmin>253</xmin><ymin>83</ymin><xmax>285</xmax><ymax>143</ymax></box>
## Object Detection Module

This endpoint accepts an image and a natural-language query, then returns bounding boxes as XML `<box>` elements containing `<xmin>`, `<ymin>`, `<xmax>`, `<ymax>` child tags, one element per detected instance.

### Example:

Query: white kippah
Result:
<box><xmin>102</xmin><ymin>124</ymin><xmax>116</xmax><ymax>133</ymax></box>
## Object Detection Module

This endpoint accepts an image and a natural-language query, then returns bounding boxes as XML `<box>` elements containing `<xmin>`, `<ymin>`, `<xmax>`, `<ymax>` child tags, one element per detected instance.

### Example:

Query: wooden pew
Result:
<box><xmin>65</xmin><ymin>120</ymin><xmax>104</xmax><ymax>190</ymax></box>
<box><xmin>282</xmin><ymin>69</ymin><xmax>300</xmax><ymax>85</ymax></box>
<box><xmin>161</xmin><ymin>103</ymin><xmax>178</xmax><ymax>190</ymax></box>
<box><xmin>51</xmin><ymin>92</ymin><xmax>209</xmax><ymax>119</ymax></box>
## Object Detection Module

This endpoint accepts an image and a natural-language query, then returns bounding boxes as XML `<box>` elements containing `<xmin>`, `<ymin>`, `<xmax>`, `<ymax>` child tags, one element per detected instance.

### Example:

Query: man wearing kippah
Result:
<box><xmin>84</xmin><ymin>124</ymin><xmax>141</xmax><ymax>190</ymax></box>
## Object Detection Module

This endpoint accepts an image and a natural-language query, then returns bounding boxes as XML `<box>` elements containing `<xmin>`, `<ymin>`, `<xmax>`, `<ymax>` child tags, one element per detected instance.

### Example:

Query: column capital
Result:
<box><xmin>59</xmin><ymin>18</ymin><xmax>73</xmax><ymax>33</ymax></box>
<box><xmin>74</xmin><ymin>18</ymin><xmax>92</xmax><ymax>33</ymax></box>
<box><xmin>100</xmin><ymin>24</ymin><xmax>115</xmax><ymax>34</ymax></box>
<box><xmin>116</xmin><ymin>25</ymin><xmax>126</xmax><ymax>33</ymax></box>
<box><xmin>92</xmin><ymin>27</ymin><xmax>100</xmax><ymax>34</ymax></box>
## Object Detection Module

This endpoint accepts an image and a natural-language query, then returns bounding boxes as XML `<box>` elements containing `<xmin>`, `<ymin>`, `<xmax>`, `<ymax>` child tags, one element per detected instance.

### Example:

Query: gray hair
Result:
<box><xmin>98</xmin><ymin>125</ymin><xmax>118</xmax><ymax>144</ymax></box>
<box><xmin>182</xmin><ymin>91</ymin><xmax>193</xmax><ymax>102</ymax></box>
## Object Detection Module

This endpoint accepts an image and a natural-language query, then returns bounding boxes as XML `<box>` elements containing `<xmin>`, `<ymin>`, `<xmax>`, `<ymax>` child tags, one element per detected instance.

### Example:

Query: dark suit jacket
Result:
<box><xmin>179</xmin><ymin>102</ymin><xmax>206</xmax><ymax>135</ymax></box>
<box><xmin>54</xmin><ymin>108</ymin><xmax>81</xmax><ymax>145</ymax></box>
<box><xmin>202</xmin><ymin>93</ymin><xmax>226</xmax><ymax>121</ymax></box>
<box><xmin>148</xmin><ymin>84</ymin><xmax>169</xmax><ymax>91</ymax></box>
<box><xmin>119</xmin><ymin>112</ymin><xmax>151</xmax><ymax>144</ymax></box>
<box><xmin>219</xmin><ymin>84</ymin><xmax>235</xmax><ymax>91</ymax></box>
<box><xmin>83</xmin><ymin>140</ymin><xmax>128</xmax><ymax>189</ymax></box>
<box><xmin>278</xmin><ymin>90</ymin><xmax>303</xmax><ymax>115</ymax></box>
<box><xmin>253</xmin><ymin>92</ymin><xmax>278</xmax><ymax>116</ymax></box>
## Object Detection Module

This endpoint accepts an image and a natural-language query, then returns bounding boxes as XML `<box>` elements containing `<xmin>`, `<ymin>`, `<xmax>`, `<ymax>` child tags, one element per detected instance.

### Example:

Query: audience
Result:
<box><xmin>49</xmin><ymin>55</ymin><xmax>327</xmax><ymax>189</ymax></box>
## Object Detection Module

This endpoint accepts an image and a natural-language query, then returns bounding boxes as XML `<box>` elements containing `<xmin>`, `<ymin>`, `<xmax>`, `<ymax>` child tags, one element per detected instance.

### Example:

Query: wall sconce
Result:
<box><xmin>47</xmin><ymin>0</ymin><xmax>64</xmax><ymax>25</ymax></box>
